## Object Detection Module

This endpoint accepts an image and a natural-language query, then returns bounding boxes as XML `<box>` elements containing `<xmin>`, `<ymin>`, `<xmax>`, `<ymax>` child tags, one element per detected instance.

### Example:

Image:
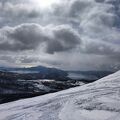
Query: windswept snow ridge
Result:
<box><xmin>0</xmin><ymin>71</ymin><xmax>120</xmax><ymax>120</ymax></box>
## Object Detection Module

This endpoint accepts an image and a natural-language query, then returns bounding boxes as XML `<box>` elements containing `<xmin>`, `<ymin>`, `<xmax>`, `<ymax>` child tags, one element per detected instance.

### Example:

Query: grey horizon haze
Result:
<box><xmin>0</xmin><ymin>0</ymin><xmax>120</xmax><ymax>71</ymax></box>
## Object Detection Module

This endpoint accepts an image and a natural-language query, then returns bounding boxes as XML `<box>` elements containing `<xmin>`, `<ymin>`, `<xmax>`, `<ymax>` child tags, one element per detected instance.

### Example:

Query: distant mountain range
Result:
<box><xmin>0</xmin><ymin>66</ymin><xmax>114</xmax><ymax>81</ymax></box>
<box><xmin>0</xmin><ymin>66</ymin><xmax>68</xmax><ymax>80</ymax></box>
<box><xmin>68</xmin><ymin>70</ymin><xmax>114</xmax><ymax>81</ymax></box>
<box><xmin>0</xmin><ymin>66</ymin><xmax>67</xmax><ymax>75</ymax></box>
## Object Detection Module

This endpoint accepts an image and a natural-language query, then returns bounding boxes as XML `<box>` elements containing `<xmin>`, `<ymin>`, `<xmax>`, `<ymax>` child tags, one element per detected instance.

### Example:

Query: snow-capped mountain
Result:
<box><xmin>0</xmin><ymin>70</ymin><xmax>120</xmax><ymax>120</ymax></box>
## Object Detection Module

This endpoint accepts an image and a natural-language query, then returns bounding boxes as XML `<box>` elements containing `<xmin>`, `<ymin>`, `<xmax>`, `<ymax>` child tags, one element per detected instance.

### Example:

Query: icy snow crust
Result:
<box><xmin>0</xmin><ymin>71</ymin><xmax>120</xmax><ymax>120</ymax></box>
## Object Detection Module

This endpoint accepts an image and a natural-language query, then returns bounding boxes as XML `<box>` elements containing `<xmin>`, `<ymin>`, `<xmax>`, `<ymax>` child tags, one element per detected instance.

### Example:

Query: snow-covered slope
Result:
<box><xmin>0</xmin><ymin>71</ymin><xmax>120</xmax><ymax>120</ymax></box>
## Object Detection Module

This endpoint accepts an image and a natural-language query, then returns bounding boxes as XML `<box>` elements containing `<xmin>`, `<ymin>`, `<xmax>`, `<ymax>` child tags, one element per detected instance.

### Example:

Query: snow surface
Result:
<box><xmin>0</xmin><ymin>71</ymin><xmax>120</xmax><ymax>120</ymax></box>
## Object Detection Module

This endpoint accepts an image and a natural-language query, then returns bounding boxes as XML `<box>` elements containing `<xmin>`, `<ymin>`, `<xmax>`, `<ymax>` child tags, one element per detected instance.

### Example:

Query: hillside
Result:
<box><xmin>0</xmin><ymin>70</ymin><xmax>120</xmax><ymax>120</ymax></box>
<box><xmin>0</xmin><ymin>66</ymin><xmax>68</xmax><ymax>80</ymax></box>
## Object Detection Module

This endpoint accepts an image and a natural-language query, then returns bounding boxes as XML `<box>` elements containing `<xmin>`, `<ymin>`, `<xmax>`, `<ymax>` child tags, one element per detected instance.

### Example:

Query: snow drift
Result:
<box><xmin>0</xmin><ymin>70</ymin><xmax>120</xmax><ymax>120</ymax></box>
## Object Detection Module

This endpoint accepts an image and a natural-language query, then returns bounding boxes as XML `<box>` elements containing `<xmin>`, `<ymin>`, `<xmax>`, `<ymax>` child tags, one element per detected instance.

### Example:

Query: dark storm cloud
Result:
<box><xmin>46</xmin><ymin>25</ymin><xmax>80</xmax><ymax>54</ymax></box>
<box><xmin>0</xmin><ymin>24</ymin><xmax>46</xmax><ymax>51</ymax></box>
<box><xmin>0</xmin><ymin>24</ymin><xmax>80</xmax><ymax>53</ymax></box>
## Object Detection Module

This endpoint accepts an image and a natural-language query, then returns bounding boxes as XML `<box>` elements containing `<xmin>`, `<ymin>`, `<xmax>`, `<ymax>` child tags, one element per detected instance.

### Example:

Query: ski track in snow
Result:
<box><xmin>0</xmin><ymin>71</ymin><xmax>120</xmax><ymax>120</ymax></box>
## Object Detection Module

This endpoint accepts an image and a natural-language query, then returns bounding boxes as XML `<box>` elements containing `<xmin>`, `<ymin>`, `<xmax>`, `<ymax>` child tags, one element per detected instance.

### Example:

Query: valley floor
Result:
<box><xmin>0</xmin><ymin>71</ymin><xmax>120</xmax><ymax>120</ymax></box>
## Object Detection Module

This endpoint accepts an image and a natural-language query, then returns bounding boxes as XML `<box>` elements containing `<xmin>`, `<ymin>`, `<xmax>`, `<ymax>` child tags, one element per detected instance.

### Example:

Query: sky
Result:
<box><xmin>0</xmin><ymin>0</ymin><xmax>120</xmax><ymax>71</ymax></box>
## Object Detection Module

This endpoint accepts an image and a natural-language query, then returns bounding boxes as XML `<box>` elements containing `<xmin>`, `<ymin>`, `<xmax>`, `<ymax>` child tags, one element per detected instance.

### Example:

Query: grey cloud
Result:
<box><xmin>52</xmin><ymin>0</ymin><xmax>93</xmax><ymax>26</ymax></box>
<box><xmin>68</xmin><ymin>0</ymin><xmax>93</xmax><ymax>18</ymax></box>
<box><xmin>20</xmin><ymin>57</ymin><xmax>39</xmax><ymax>64</ymax></box>
<box><xmin>0</xmin><ymin>24</ymin><xmax>80</xmax><ymax>53</ymax></box>
<box><xmin>46</xmin><ymin>26</ymin><xmax>80</xmax><ymax>54</ymax></box>
<box><xmin>95</xmin><ymin>0</ymin><xmax>105</xmax><ymax>3</ymax></box>
<box><xmin>0</xmin><ymin>2</ymin><xmax>41</xmax><ymax>19</ymax></box>
<box><xmin>0</xmin><ymin>24</ymin><xmax>47</xmax><ymax>51</ymax></box>
<box><xmin>0</xmin><ymin>1</ymin><xmax>42</xmax><ymax>27</ymax></box>
<box><xmin>0</xmin><ymin>55</ymin><xmax>15</xmax><ymax>63</ymax></box>
<box><xmin>81</xmin><ymin>41</ymin><xmax>120</xmax><ymax>56</ymax></box>
<box><xmin>0</xmin><ymin>0</ymin><xmax>120</xmax><ymax>71</ymax></box>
